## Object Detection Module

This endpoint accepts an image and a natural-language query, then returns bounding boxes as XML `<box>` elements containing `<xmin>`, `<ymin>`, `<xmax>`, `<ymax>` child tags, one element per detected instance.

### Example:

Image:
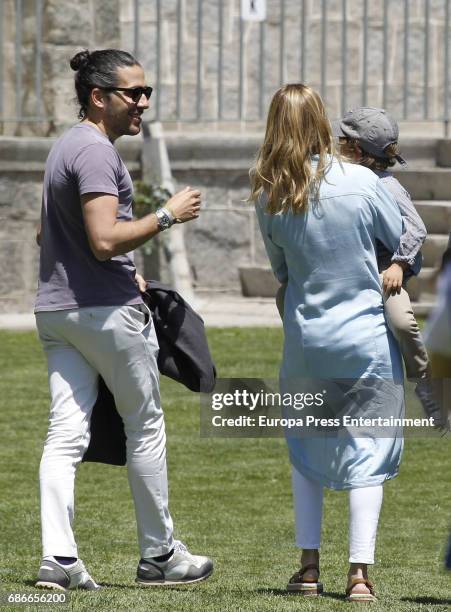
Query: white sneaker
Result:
<box><xmin>36</xmin><ymin>556</ymin><xmax>100</xmax><ymax>591</ymax></box>
<box><xmin>136</xmin><ymin>540</ymin><xmax>214</xmax><ymax>586</ymax></box>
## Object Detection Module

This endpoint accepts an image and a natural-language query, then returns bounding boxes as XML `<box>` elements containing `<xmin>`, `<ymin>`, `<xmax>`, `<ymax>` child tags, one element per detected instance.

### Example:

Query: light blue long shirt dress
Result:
<box><xmin>255</xmin><ymin>156</ymin><xmax>405</xmax><ymax>490</ymax></box>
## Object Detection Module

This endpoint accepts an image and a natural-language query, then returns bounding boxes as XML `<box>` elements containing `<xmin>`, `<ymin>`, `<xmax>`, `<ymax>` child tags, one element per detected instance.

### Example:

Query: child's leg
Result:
<box><xmin>383</xmin><ymin>286</ymin><xmax>430</xmax><ymax>380</ymax></box>
<box><xmin>383</xmin><ymin>286</ymin><xmax>442</xmax><ymax>421</ymax></box>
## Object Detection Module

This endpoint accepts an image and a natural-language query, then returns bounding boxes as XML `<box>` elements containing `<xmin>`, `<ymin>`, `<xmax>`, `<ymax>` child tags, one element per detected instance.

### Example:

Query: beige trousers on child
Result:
<box><xmin>383</xmin><ymin>286</ymin><xmax>430</xmax><ymax>380</ymax></box>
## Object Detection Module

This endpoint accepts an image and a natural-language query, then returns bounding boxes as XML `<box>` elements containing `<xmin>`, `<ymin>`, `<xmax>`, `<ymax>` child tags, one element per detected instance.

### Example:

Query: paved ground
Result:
<box><xmin>196</xmin><ymin>293</ymin><xmax>281</xmax><ymax>327</ymax></box>
<box><xmin>0</xmin><ymin>294</ymin><xmax>282</xmax><ymax>331</ymax></box>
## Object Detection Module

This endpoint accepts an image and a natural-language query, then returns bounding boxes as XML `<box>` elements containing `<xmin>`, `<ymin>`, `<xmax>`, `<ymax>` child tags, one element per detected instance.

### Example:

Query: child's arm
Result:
<box><xmin>381</xmin><ymin>261</ymin><xmax>409</xmax><ymax>295</ymax></box>
<box><xmin>381</xmin><ymin>176</ymin><xmax>426</xmax><ymax>275</ymax></box>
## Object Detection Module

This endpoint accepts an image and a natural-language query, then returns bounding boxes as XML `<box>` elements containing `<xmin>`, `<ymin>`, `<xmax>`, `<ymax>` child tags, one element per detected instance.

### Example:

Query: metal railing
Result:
<box><xmin>0</xmin><ymin>0</ymin><xmax>44</xmax><ymax>124</ymax></box>
<box><xmin>134</xmin><ymin>0</ymin><xmax>451</xmax><ymax>131</ymax></box>
<box><xmin>0</xmin><ymin>0</ymin><xmax>450</xmax><ymax>132</ymax></box>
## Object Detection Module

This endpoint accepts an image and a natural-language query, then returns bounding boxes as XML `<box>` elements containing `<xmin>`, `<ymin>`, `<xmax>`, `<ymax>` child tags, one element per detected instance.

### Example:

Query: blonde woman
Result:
<box><xmin>250</xmin><ymin>84</ymin><xmax>405</xmax><ymax>601</ymax></box>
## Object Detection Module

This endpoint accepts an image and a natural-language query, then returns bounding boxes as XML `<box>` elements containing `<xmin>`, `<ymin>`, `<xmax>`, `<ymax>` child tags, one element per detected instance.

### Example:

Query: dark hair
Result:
<box><xmin>338</xmin><ymin>138</ymin><xmax>399</xmax><ymax>171</ymax></box>
<box><xmin>70</xmin><ymin>49</ymin><xmax>140</xmax><ymax>120</ymax></box>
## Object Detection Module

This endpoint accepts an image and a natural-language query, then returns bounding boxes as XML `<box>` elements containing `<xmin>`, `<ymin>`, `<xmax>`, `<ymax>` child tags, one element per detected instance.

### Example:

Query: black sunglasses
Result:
<box><xmin>98</xmin><ymin>86</ymin><xmax>153</xmax><ymax>103</ymax></box>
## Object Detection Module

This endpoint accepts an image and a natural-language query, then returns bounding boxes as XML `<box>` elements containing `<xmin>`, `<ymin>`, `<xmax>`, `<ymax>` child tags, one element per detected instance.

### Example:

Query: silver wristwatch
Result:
<box><xmin>155</xmin><ymin>207</ymin><xmax>175</xmax><ymax>231</ymax></box>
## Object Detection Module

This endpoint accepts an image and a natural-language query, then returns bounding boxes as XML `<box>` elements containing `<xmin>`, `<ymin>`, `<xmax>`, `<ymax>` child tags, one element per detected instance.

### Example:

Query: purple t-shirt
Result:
<box><xmin>35</xmin><ymin>123</ymin><xmax>142</xmax><ymax>312</ymax></box>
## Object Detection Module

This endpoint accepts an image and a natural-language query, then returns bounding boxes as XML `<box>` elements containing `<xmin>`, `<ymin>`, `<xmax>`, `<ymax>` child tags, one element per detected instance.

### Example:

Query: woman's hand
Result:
<box><xmin>382</xmin><ymin>262</ymin><xmax>405</xmax><ymax>295</ymax></box>
<box><xmin>165</xmin><ymin>186</ymin><xmax>201</xmax><ymax>223</ymax></box>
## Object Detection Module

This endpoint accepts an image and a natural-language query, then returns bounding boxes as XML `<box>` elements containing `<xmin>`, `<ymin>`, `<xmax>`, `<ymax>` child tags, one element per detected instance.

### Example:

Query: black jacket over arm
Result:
<box><xmin>82</xmin><ymin>281</ymin><xmax>216</xmax><ymax>466</ymax></box>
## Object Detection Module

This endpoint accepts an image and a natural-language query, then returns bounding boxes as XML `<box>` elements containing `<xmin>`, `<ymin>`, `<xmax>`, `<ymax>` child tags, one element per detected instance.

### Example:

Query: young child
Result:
<box><xmin>332</xmin><ymin>106</ymin><xmax>441</xmax><ymax>423</ymax></box>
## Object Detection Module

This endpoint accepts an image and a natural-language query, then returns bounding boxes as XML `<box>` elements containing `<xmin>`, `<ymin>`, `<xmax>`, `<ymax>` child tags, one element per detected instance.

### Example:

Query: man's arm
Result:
<box><xmin>81</xmin><ymin>186</ymin><xmax>200</xmax><ymax>261</ymax></box>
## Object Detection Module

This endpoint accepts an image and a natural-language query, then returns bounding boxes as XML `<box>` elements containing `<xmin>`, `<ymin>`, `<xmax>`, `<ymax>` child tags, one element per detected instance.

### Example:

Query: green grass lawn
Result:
<box><xmin>0</xmin><ymin>328</ymin><xmax>450</xmax><ymax>612</ymax></box>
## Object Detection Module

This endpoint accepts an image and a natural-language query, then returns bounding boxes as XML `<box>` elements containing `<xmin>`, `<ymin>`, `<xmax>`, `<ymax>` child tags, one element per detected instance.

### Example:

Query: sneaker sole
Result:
<box><xmin>35</xmin><ymin>581</ymin><xmax>67</xmax><ymax>591</ymax></box>
<box><xmin>135</xmin><ymin>567</ymin><xmax>213</xmax><ymax>587</ymax></box>
<box><xmin>36</xmin><ymin>580</ymin><xmax>100</xmax><ymax>591</ymax></box>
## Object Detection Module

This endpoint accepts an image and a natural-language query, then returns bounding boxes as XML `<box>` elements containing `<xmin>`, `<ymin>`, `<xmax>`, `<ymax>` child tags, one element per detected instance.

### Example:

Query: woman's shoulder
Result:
<box><xmin>324</xmin><ymin>158</ymin><xmax>379</xmax><ymax>197</ymax></box>
<box><xmin>330</xmin><ymin>157</ymin><xmax>377</xmax><ymax>180</ymax></box>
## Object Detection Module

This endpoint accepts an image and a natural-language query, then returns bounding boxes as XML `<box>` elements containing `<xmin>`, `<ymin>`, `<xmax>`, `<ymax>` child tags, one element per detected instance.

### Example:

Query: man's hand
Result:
<box><xmin>135</xmin><ymin>272</ymin><xmax>147</xmax><ymax>293</ymax></box>
<box><xmin>382</xmin><ymin>262</ymin><xmax>405</xmax><ymax>296</ymax></box>
<box><xmin>80</xmin><ymin>186</ymin><xmax>201</xmax><ymax>262</ymax></box>
<box><xmin>165</xmin><ymin>186</ymin><xmax>201</xmax><ymax>223</ymax></box>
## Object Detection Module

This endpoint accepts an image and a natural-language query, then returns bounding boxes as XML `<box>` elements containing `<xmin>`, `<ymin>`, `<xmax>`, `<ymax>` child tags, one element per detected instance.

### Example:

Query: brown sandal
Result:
<box><xmin>287</xmin><ymin>563</ymin><xmax>323</xmax><ymax>596</ymax></box>
<box><xmin>345</xmin><ymin>577</ymin><xmax>376</xmax><ymax>602</ymax></box>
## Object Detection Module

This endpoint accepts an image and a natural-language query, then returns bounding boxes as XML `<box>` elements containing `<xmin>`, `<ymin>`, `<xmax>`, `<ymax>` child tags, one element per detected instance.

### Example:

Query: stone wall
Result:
<box><xmin>1</xmin><ymin>0</ymin><xmax>120</xmax><ymax>136</ymax></box>
<box><xmin>0</xmin><ymin>2</ymin><xmax>449</xmax><ymax>311</ymax></box>
<box><xmin>2</xmin><ymin>132</ymin><xmax>448</xmax><ymax>313</ymax></box>
<box><xmin>119</xmin><ymin>0</ymin><xmax>450</xmax><ymax>124</ymax></box>
<box><xmin>167</xmin><ymin>133</ymin><xmax>451</xmax><ymax>296</ymax></box>
<box><xmin>1</xmin><ymin>0</ymin><xmax>450</xmax><ymax>134</ymax></box>
<box><xmin>0</xmin><ymin>134</ymin><xmax>258</xmax><ymax>312</ymax></box>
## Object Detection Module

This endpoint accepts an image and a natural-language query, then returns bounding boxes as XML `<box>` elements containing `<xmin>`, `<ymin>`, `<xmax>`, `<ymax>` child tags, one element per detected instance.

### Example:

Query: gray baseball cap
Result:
<box><xmin>332</xmin><ymin>107</ymin><xmax>407</xmax><ymax>165</ymax></box>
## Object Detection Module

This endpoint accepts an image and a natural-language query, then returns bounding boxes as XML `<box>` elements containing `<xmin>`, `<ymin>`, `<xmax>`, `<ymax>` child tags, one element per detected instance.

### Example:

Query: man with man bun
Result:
<box><xmin>34</xmin><ymin>48</ymin><xmax>213</xmax><ymax>590</ymax></box>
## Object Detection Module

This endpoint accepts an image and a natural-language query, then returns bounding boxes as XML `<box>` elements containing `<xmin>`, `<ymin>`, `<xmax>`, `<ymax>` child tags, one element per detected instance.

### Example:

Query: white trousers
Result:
<box><xmin>35</xmin><ymin>305</ymin><xmax>174</xmax><ymax>560</ymax></box>
<box><xmin>292</xmin><ymin>467</ymin><xmax>383</xmax><ymax>564</ymax></box>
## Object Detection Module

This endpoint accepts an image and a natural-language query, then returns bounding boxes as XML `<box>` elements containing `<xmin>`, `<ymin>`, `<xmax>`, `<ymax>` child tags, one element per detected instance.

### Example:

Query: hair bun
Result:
<box><xmin>70</xmin><ymin>50</ymin><xmax>90</xmax><ymax>71</ymax></box>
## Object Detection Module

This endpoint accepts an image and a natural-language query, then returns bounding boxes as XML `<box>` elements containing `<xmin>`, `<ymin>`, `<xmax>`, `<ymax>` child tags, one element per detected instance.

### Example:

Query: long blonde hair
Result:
<box><xmin>249</xmin><ymin>83</ymin><xmax>335</xmax><ymax>214</ymax></box>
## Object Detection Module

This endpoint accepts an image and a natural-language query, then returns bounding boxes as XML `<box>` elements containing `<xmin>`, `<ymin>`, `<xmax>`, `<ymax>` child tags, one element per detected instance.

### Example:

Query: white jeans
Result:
<box><xmin>292</xmin><ymin>467</ymin><xmax>383</xmax><ymax>564</ymax></box>
<box><xmin>36</xmin><ymin>305</ymin><xmax>174</xmax><ymax>560</ymax></box>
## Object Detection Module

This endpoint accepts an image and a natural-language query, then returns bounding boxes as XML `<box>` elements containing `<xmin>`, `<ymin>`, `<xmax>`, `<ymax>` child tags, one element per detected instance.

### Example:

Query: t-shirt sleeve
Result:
<box><xmin>71</xmin><ymin>143</ymin><xmax>120</xmax><ymax>197</ymax></box>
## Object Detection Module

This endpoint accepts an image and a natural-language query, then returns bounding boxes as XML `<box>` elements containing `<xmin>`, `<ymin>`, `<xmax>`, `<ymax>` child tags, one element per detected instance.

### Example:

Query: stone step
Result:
<box><xmin>392</xmin><ymin>167</ymin><xmax>451</xmax><ymax>200</ymax></box>
<box><xmin>0</xmin><ymin>135</ymin><xmax>142</xmax><ymax>164</ymax></box>
<box><xmin>407</xmin><ymin>267</ymin><xmax>439</xmax><ymax>302</ymax></box>
<box><xmin>239</xmin><ymin>265</ymin><xmax>280</xmax><ymax>298</ymax></box>
<box><xmin>166</xmin><ymin>133</ymin><xmax>441</xmax><ymax>167</ymax></box>
<box><xmin>421</xmin><ymin>234</ymin><xmax>450</xmax><ymax>267</ymax></box>
<box><xmin>0</xmin><ymin>160</ymin><xmax>142</xmax><ymax>177</ymax></box>
<box><xmin>166</xmin><ymin>134</ymin><xmax>451</xmax><ymax>206</ymax></box>
<box><xmin>414</xmin><ymin>201</ymin><xmax>451</xmax><ymax>233</ymax></box>
<box><xmin>398</xmin><ymin>138</ymin><xmax>438</xmax><ymax>168</ymax></box>
<box><xmin>412</xmin><ymin>301</ymin><xmax>437</xmax><ymax>317</ymax></box>
<box><xmin>237</xmin><ymin>265</ymin><xmax>438</xmax><ymax>315</ymax></box>
<box><xmin>166</xmin><ymin>133</ymin><xmax>261</xmax><ymax>165</ymax></box>
<box><xmin>437</xmin><ymin>139</ymin><xmax>451</xmax><ymax>167</ymax></box>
